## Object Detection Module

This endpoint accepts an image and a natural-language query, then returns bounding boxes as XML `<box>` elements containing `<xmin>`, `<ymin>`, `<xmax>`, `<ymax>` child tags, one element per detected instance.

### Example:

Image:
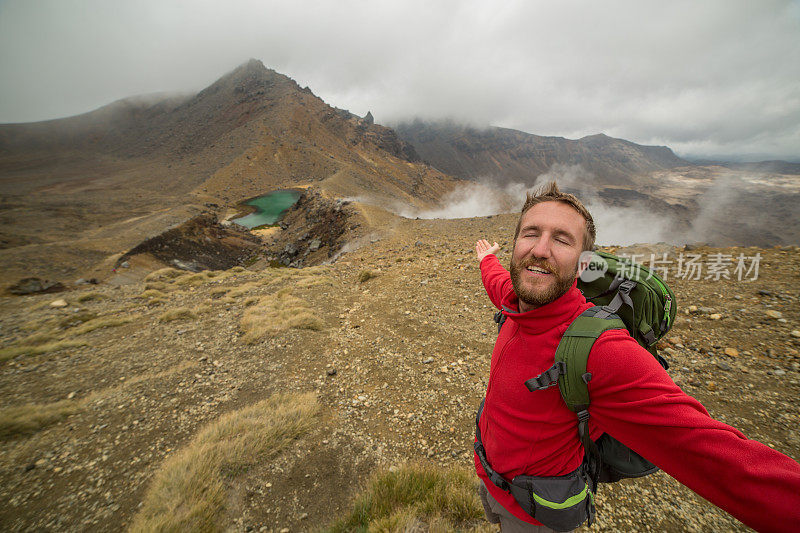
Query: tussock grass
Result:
<box><xmin>0</xmin><ymin>340</ymin><xmax>86</xmax><ymax>362</ymax></box>
<box><xmin>209</xmin><ymin>287</ymin><xmax>230</xmax><ymax>298</ymax></box>
<box><xmin>243</xmin><ymin>296</ymin><xmax>259</xmax><ymax>307</ymax></box>
<box><xmin>358</xmin><ymin>269</ymin><xmax>378</xmax><ymax>283</ymax></box>
<box><xmin>230</xmin><ymin>266</ymin><xmax>246</xmax><ymax>273</ymax></box>
<box><xmin>158</xmin><ymin>307</ymin><xmax>198</xmax><ymax>322</ymax></box>
<box><xmin>173</xmin><ymin>272</ymin><xmax>210</xmax><ymax>287</ymax></box>
<box><xmin>139</xmin><ymin>289</ymin><xmax>166</xmax><ymax>300</ymax></box>
<box><xmin>240</xmin><ymin>289</ymin><xmax>324</xmax><ymax>343</ymax></box>
<box><xmin>76</xmin><ymin>292</ymin><xmax>105</xmax><ymax>303</ymax></box>
<box><xmin>20</xmin><ymin>317</ymin><xmax>50</xmax><ymax>332</ymax></box>
<box><xmin>68</xmin><ymin>317</ymin><xmax>132</xmax><ymax>336</ymax></box>
<box><xmin>144</xmin><ymin>267</ymin><xmax>183</xmax><ymax>282</ymax></box>
<box><xmin>227</xmin><ymin>282</ymin><xmax>261</xmax><ymax>299</ymax></box>
<box><xmin>300</xmin><ymin>265</ymin><xmax>329</xmax><ymax>276</ymax></box>
<box><xmin>0</xmin><ymin>400</ymin><xmax>80</xmax><ymax>441</ymax></box>
<box><xmin>16</xmin><ymin>332</ymin><xmax>57</xmax><ymax>346</ymax></box>
<box><xmin>59</xmin><ymin>312</ymin><xmax>97</xmax><ymax>328</ymax></box>
<box><xmin>129</xmin><ymin>392</ymin><xmax>320</xmax><ymax>533</ymax></box>
<box><xmin>327</xmin><ymin>463</ymin><xmax>488</xmax><ymax>533</ymax></box>
<box><xmin>144</xmin><ymin>281</ymin><xmax>167</xmax><ymax>291</ymax></box>
<box><xmin>296</xmin><ymin>275</ymin><xmax>334</xmax><ymax>288</ymax></box>
<box><xmin>0</xmin><ymin>310</ymin><xmax>132</xmax><ymax>362</ymax></box>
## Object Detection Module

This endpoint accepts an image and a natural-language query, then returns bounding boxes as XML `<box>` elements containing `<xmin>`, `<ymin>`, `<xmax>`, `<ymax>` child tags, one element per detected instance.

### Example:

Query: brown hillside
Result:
<box><xmin>0</xmin><ymin>60</ymin><xmax>460</xmax><ymax>282</ymax></box>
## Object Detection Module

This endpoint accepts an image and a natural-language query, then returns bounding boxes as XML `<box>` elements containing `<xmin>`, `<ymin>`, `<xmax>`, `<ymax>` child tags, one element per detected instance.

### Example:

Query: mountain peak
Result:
<box><xmin>196</xmin><ymin>58</ymin><xmax>296</xmax><ymax>103</ymax></box>
<box><xmin>237</xmin><ymin>58</ymin><xmax>269</xmax><ymax>75</ymax></box>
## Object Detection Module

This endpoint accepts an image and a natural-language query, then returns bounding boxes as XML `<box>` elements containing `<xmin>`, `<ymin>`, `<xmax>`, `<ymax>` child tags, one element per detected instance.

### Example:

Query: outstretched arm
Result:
<box><xmin>475</xmin><ymin>239</ymin><xmax>500</xmax><ymax>262</ymax></box>
<box><xmin>588</xmin><ymin>330</ymin><xmax>800</xmax><ymax>532</ymax></box>
<box><xmin>475</xmin><ymin>239</ymin><xmax>512</xmax><ymax>310</ymax></box>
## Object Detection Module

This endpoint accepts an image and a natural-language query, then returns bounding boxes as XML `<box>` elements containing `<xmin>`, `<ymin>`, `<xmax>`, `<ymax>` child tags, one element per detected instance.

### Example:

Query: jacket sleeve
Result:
<box><xmin>586</xmin><ymin>329</ymin><xmax>800</xmax><ymax>533</ymax></box>
<box><xmin>480</xmin><ymin>254</ymin><xmax>514</xmax><ymax>310</ymax></box>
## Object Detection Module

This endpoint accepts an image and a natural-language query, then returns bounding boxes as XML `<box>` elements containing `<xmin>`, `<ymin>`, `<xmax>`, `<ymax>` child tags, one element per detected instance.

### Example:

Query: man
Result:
<box><xmin>474</xmin><ymin>181</ymin><xmax>800</xmax><ymax>532</ymax></box>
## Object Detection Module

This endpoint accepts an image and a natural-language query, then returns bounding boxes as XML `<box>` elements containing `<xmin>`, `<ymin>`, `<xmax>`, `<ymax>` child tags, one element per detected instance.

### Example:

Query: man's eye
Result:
<box><xmin>556</xmin><ymin>238</ymin><xmax>570</xmax><ymax>245</ymax></box>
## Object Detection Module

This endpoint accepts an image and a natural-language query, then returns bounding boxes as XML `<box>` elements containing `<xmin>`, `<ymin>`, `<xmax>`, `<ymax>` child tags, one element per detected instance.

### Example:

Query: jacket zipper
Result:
<box><xmin>483</xmin><ymin>322</ymin><xmax>519</xmax><ymax>439</ymax></box>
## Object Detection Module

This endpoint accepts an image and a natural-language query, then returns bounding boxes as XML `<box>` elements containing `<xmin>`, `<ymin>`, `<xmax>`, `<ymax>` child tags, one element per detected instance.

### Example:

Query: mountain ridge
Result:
<box><xmin>393</xmin><ymin>120</ymin><xmax>689</xmax><ymax>187</ymax></box>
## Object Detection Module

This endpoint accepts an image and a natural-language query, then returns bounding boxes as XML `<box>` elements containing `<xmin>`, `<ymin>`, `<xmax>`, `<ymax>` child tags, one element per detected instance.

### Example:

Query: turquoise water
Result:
<box><xmin>232</xmin><ymin>190</ymin><xmax>300</xmax><ymax>229</ymax></box>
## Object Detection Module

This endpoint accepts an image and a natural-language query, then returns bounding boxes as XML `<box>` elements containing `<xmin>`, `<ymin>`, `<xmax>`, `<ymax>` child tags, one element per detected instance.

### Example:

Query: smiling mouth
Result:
<box><xmin>526</xmin><ymin>266</ymin><xmax>551</xmax><ymax>275</ymax></box>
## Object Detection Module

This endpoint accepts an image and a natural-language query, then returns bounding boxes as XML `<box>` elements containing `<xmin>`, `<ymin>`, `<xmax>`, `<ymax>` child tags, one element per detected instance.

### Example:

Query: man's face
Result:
<box><xmin>510</xmin><ymin>201</ymin><xmax>586</xmax><ymax>310</ymax></box>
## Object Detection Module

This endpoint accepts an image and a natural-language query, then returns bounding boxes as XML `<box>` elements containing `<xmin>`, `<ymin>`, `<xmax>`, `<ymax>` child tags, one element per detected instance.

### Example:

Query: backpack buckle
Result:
<box><xmin>524</xmin><ymin>361</ymin><xmax>567</xmax><ymax>391</ymax></box>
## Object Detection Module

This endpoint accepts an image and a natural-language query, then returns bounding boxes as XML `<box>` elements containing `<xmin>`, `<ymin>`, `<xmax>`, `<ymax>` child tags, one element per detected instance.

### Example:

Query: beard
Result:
<box><xmin>510</xmin><ymin>256</ymin><xmax>577</xmax><ymax>308</ymax></box>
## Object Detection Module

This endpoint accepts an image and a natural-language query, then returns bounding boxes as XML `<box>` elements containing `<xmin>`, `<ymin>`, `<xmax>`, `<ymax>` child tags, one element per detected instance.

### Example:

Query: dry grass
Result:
<box><xmin>68</xmin><ymin>317</ymin><xmax>132</xmax><ymax>336</ymax></box>
<box><xmin>209</xmin><ymin>287</ymin><xmax>230</xmax><ymax>298</ymax></box>
<box><xmin>0</xmin><ymin>400</ymin><xmax>80</xmax><ymax>441</ymax></box>
<box><xmin>144</xmin><ymin>267</ymin><xmax>183</xmax><ymax>282</ymax></box>
<box><xmin>16</xmin><ymin>332</ymin><xmax>57</xmax><ymax>346</ymax></box>
<box><xmin>227</xmin><ymin>282</ymin><xmax>261</xmax><ymax>299</ymax></box>
<box><xmin>0</xmin><ymin>340</ymin><xmax>86</xmax><ymax>362</ymax></box>
<box><xmin>83</xmin><ymin>361</ymin><xmax>197</xmax><ymax>406</ymax></box>
<box><xmin>129</xmin><ymin>392</ymin><xmax>320</xmax><ymax>533</ymax></box>
<box><xmin>296</xmin><ymin>275</ymin><xmax>334</xmax><ymax>288</ymax></box>
<box><xmin>172</xmin><ymin>272</ymin><xmax>210</xmax><ymax>287</ymax></box>
<box><xmin>0</xmin><ymin>309</ymin><xmax>131</xmax><ymax>361</ymax></box>
<box><xmin>158</xmin><ymin>307</ymin><xmax>198</xmax><ymax>323</ymax></box>
<box><xmin>139</xmin><ymin>289</ymin><xmax>166</xmax><ymax>300</ymax></box>
<box><xmin>327</xmin><ymin>463</ymin><xmax>489</xmax><ymax>533</ymax></box>
<box><xmin>76</xmin><ymin>292</ymin><xmax>105</xmax><ymax>303</ymax></box>
<box><xmin>358</xmin><ymin>269</ymin><xmax>378</xmax><ymax>283</ymax></box>
<box><xmin>240</xmin><ymin>289</ymin><xmax>324</xmax><ymax>343</ymax></box>
<box><xmin>144</xmin><ymin>281</ymin><xmax>167</xmax><ymax>291</ymax></box>
<box><xmin>59</xmin><ymin>311</ymin><xmax>97</xmax><ymax>328</ymax></box>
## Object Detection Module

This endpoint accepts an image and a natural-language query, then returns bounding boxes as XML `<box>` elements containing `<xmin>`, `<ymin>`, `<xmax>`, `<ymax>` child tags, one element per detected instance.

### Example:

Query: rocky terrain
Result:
<box><xmin>0</xmin><ymin>211</ymin><xmax>798</xmax><ymax>532</ymax></box>
<box><xmin>0</xmin><ymin>59</ymin><xmax>459</xmax><ymax>283</ymax></box>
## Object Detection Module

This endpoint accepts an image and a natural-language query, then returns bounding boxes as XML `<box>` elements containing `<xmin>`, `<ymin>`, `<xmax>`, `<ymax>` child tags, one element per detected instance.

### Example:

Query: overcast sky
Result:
<box><xmin>1</xmin><ymin>0</ymin><xmax>798</xmax><ymax>161</ymax></box>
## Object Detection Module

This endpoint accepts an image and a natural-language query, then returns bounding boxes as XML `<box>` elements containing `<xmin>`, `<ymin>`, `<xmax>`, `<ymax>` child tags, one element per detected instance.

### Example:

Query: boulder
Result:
<box><xmin>7</xmin><ymin>277</ymin><xmax>65</xmax><ymax>295</ymax></box>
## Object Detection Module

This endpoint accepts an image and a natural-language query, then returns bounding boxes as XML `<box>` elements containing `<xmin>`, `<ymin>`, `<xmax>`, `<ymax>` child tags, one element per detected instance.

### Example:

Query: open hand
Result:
<box><xmin>475</xmin><ymin>239</ymin><xmax>500</xmax><ymax>262</ymax></box>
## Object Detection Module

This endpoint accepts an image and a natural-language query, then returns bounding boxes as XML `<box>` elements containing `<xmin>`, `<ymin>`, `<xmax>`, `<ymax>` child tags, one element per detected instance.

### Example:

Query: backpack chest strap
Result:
<box><xmin>526</xmin><ymin>308</ymin><xmax>625</xmax><ymax>411</ymax></box>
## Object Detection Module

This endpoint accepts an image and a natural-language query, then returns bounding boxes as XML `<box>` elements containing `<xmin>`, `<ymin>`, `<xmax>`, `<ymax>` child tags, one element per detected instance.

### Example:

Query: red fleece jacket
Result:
<box><xmin>474</xmin><ymin>254</ymin><xmax>800</xmax><ymax>532</ymax></box>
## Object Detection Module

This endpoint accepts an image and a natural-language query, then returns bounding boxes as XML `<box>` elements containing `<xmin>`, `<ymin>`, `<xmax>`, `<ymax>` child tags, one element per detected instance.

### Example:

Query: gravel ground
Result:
<box><xmin>0</xmin><ymin>213</ymin><xmax>798</xmax><ymax>531</ymax></box>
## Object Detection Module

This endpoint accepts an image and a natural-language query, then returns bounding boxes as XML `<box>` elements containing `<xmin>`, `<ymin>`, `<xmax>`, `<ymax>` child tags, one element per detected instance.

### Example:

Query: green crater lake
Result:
<box><xmin>233</xmin><ymin>190</ymin><xmax>300</xmax><ymax>229</ymax></box>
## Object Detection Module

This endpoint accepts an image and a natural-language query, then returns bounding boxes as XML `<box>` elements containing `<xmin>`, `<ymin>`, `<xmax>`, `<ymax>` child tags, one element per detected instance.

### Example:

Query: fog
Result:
<box><xmin>403</xmin><ymin>165</ymin><xmax>673</xmax><ymax>246</ymax></box>
<box><xmin>1</xmin><ymin>0</ymin><xmax>798</xmax><ymax>162</ymax></box>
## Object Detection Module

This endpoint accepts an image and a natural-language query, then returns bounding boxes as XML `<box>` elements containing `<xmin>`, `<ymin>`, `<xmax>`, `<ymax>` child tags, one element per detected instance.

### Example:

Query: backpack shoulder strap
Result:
<box><xmin>524</xmin><ymin>306</ymin><xmax>625</xmax><ymax>408</ymax></box>
<box><xmin>555</xmin><ymin>306</ymin><xmax>626</xmax><ymax>412</ymax></box>
<box><xmin>525</xmin><ymin>306</ymin><xmax>627</xmax><ymax>485</ymax></box>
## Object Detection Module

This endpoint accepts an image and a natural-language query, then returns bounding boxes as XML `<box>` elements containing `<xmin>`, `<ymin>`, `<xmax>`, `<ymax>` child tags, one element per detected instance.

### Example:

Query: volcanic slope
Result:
<box><xmin>0</xmin><ymin>212</ymin><xmax>798</xmax><ymax>531</ymax></box>
<box><xmin>0</xmin><ymin>59</ymin><xmax>458</xmax><ymax>281</ymax></box>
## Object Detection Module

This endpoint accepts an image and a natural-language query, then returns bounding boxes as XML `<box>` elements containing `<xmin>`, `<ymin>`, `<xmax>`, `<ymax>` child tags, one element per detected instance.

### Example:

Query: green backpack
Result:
<box><xmin>523</xmin><ymin>250</ymin><xmax>678</xmax><ymax>484</ymax></box>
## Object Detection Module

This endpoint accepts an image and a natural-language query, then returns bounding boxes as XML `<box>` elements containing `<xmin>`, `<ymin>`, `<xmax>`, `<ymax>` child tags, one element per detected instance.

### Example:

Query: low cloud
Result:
<box><xmin>0</xmin><ymin>1</ymin><xmax>798</xmax><ymax>161</ymax></box>
<box><xmin>396</xmin><ymin>182</ymin><xmax>524</xmax><ymax>220</ymax></box>
<box><xmin>402</xmin><ymin>164</ymin><xmax>675</xmax><ymax>246</ymax></box>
